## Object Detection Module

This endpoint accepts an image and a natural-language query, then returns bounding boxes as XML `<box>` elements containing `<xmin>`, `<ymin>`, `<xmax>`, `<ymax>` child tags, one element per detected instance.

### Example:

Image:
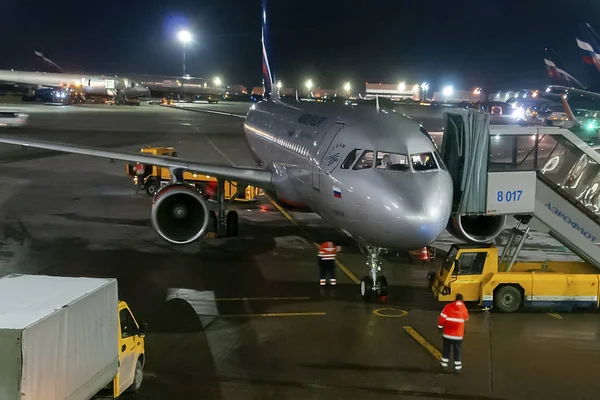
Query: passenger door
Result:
<box><xmin>447</xmin><ymin>251</ymin><xmax>487</xmax><ymax>301</ymax></box>
<box><xmin>312</xmin><ymin>123</ymin><xmax>344</xmax><ymax>191</ymax></box>
<box><xmin>118</xmin><ymin>307</ymin><xmax>139</xmax><ymax>394</ymax></box>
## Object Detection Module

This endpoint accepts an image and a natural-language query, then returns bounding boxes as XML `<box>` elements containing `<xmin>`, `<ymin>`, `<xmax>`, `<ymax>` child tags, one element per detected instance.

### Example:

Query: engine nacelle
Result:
<box><xmin>151</xmin><ymin>184</ymin><xmax>210</xmax><ymax>244</ymax></box>
<box><xmin>446</xmin><ymin>214</ymin><xmax>506</xmax><ymax>243</ymax></box>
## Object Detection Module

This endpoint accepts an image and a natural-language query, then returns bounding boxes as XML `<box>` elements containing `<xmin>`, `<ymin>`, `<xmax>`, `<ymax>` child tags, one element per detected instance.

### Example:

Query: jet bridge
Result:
<box><xmin>441</xmin><ymin>110</ymin><xmax>600</xmax><ymax>270</ymax></box>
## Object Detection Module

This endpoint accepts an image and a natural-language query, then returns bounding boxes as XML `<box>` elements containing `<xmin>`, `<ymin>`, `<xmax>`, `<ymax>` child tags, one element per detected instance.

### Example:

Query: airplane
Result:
<box><xmin>0</xmin><ymin>0</ymin><xmax>503</xmax><ymax>301</ymax></box>
<box><xmin>29</xmin><ymin>47</ymin><xmax>222</xmax><ymax>103</ymax></box>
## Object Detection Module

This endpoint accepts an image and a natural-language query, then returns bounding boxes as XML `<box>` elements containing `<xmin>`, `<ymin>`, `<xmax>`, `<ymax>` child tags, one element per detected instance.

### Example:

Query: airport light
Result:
<box><xmin>442</xmin><ymin>85</ymin><xmax>454</xmax><ymax>97</ymax></box>
<box><xmin>344</xmin><ymin>81</ymin><xmax>351</xmax><ymax>95</ymax></box>
<box><xmin>306</xmin><ymin>79</ymin><xmax>313</xmax><ymax>97</ymax></box>
<box><xmin>420</xmin><ymin>82</ymin><xmax>429</xmax><ymax>100</ymax></box>
<box><xmin>178</xmin><ymin>30</ymin><xmax>192</xmax><ymax>77</ymax></box>
<box><xmin>398</xmin><ymin>81</ymin><xmax>406</xmax><ymax>93</ymax></box>
<box><xmin>473</xmin><ymin>87</ymin><xmax>481</xmax><ymax>95</ymax></box>
<box><xmin>213</xmin><ymin>76</ymin><xmax>222</xmax><ymax>87</ymax></box>
<box><xmin>276</xmin><ymin>81</ymin><xmax>282</xmax><ymax>90</ymax></box>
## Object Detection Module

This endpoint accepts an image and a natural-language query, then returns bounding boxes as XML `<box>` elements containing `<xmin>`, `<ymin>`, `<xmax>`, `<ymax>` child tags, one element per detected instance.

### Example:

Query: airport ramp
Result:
<box><xmin>490</xmin><ymin>126</ymin><xmax>600</xmax><ymax>270</ymax></box>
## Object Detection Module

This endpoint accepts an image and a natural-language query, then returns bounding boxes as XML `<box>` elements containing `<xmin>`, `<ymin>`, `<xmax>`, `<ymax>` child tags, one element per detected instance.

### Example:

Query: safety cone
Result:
<box><xmin>420</xmin><ymin>247</ymin><xmax>429</xmax><ymax>262</ymax></box>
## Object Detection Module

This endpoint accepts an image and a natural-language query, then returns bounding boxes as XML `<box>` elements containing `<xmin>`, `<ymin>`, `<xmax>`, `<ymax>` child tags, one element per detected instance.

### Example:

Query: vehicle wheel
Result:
<box><xmin>145</xmin><ymin>180</ymin><xmax>160</xmax><ymax>197</ymax></box>
<box><xmin>494</xmin><ymin>286</ymin><xmax>522</xmax><ymax>313</ymax></box>
<box><xmin>207</xmin><ymin>211</ymin><xmax>218</xmax><ymax>236</ymax></box>
<box><xmin>376</xmin><ymin>276</ymin><xmax>388</xmax><ymax>296</ymax></box>
<box><xmin>127</xmin><ymin>360</ymin><xmax>143</xmax><ymax>392</ymax></box>
<box><xmin>360</xmin><ymin>276</ymin><xmax>373</xmax><ymax>301</ymax></box>
<box><xmin>226</xmin><ymin>211</ymin><xmax>239</xmax><ymax>237</ymax></box>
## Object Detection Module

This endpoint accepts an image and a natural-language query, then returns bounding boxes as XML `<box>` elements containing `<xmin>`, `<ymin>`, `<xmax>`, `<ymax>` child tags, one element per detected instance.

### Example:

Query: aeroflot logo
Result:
<box><xmin>298</xmin><ymin>114</ymin><xmax>327</xmax><ymax>127</ymax></box>
<box><xmin>545</xmin><ymin>202</ymin><xmax>597</xmax><ymax>243</ymax></box>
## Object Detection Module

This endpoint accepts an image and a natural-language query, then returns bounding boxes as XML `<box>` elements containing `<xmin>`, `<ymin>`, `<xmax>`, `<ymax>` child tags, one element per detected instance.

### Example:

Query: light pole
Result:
<box><xmin>178</xmin><ymin>30</ymin><xmax>191</xmax><ymax>77</ymax></box>
<box><xmin>305</xmin><ymin>79</ymin><xmax>313</xmax><ymax>98</ymax></box>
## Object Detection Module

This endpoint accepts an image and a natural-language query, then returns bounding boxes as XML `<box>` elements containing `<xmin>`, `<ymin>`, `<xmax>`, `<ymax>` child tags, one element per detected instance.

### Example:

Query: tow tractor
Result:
<box><xmin>428</xmin><ymin>240</ymin><xmax>600</xmax><ymax>313</ymax></box>
<box><xmin>126</xmin><ymin>146</ymin><xmax>263</xmax><ymax>237</ymax></box>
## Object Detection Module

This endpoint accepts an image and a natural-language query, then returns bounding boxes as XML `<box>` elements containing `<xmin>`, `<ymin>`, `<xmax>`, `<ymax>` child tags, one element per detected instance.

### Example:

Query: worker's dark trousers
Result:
<box><xmin>319</xmin><ymin>259</ymin><xmax>335</xmax><ymax>281</ymax></box>
<box><xmin>441</xmin><ymin>338</ymin><xmax>462</xmax><ymax>370</ymax></box>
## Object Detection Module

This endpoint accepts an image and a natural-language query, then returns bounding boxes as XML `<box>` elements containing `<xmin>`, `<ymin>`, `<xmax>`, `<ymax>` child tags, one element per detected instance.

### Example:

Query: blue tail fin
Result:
<box><xmin>261</xmin><ymin>0</ymin><xmax>274</xmax><ymax>99</ymax></box>
<box><xmin>577</xmin><ymin>23</ymin><xmax>600</xmax><ymax>91</ymax></box>
<box><xmin>544</xmin><ymin>47</ymin><xmax>584</xmax><ymax>89</ymax></box>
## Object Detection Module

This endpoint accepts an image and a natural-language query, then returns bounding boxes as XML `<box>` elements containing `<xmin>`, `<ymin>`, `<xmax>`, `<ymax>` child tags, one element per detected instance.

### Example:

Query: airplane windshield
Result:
<box><xmin>341</xmin><ymin>149</ymin><xmax>362</xmax><ymax>169</ymax></box>
<box><xmin>353</xmin><ymin>150</ymin><xmax>374</xmax><ymax>170</ymax></box>
<box><xmin>411</xmin><ymin>152</ymin><xmax>438</xmax><ymax>171</ymax></box>
<box><xmin>376</xmin><ymin>151</ymin><xmax>410</xmax><ymax>171</ymax></box>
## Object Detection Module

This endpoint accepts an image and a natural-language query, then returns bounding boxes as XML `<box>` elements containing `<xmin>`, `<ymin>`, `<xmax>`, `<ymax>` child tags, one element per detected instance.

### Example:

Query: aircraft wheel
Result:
<box><xmin>226</xmin><ymin>211</ymin><xmax>239</xmax><ymax>237</ymax></box>
<box><xmin>145</xmin><ymin>179</ymin><xmax>160</xmax><ymax>197</ymax></box>
<box><xmin>376</xmin><ymin>276</ymin><xmax>388</xmax><ymax>296</ymax></box>
<box><xmin>360</xmin><ymin>276</ymin><xmax>373</xmax><ymax>301</ymax></box>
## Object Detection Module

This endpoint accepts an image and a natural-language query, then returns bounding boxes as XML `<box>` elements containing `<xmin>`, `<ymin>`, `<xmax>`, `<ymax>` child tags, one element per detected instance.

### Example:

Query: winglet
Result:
<box><xmin>295</xmin><ymin>90</ymin><xmax>299</xmax><ymax>102</ymax></box>
<box><xmin>261</xmin><ymin>0</ymin><xmax>274</xmax><ymax>100</ymax></box>
<box><xmin>561</xmin><ymin>94</ymin><xmax>577</xmax><ymax>123</ymax></box>
<box><xmin>375</xmin><ymin>95</ymin><xmax>380</xmax><ymax>114</ymax></box>
<box><xmin>34</xmin><ymin>46</ymin><xmax>64</xmax><ymax>73</ymax></box>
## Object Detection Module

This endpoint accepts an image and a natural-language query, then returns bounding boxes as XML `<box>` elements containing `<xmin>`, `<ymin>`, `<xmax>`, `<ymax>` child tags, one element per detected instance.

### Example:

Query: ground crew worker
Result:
<box><xmin>438</xmin><ymin>293</ymin><xmax>469</xmax><ymax>373</ymax></box>
<box><xmin>318</xmin><ymin>241</ymin><xmax>341</xmax><ymax>286</ymax></box>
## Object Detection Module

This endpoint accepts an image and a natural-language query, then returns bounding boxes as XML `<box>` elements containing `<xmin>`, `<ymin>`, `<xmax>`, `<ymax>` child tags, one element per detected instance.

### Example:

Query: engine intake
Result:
<box><xmin>446</xmin><ymin>214</ymin><xmax>506</xmax><ymax>243</ymax></box>
<box><xmin>151</xmin><ymin>184</ymin><xmax>210</xmax><ymax>244</ymax></box>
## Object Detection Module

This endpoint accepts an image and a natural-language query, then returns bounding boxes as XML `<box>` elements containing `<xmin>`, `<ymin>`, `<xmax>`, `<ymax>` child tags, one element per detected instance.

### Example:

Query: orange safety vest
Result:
<box><xmin>438</xmin><ymin>300</ymin><xmax>469</xmax><ymax>340</ymax></box>
<box><xmin>318</xmin><ymin>241</ymin><xmax>338</xmax><ymax>261</ymax></box>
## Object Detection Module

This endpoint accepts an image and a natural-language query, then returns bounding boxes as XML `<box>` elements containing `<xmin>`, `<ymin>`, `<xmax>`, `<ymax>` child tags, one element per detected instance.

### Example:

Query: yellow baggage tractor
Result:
<box><xmin>125</xmin><ymin>146</ymin><xmax>263</xmax><ymax>201</ymax></box>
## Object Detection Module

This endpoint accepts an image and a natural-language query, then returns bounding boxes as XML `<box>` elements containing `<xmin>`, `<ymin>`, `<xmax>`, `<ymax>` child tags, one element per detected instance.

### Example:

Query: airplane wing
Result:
<box><xmin>545</xmin><ymin>85</ymin><xmax>600</xmax><ymax>100</ymax></box>
<box><xmin>0</xmin><ymin>135</ymin><xmax>273</xmax><ymax>189</ymax></box>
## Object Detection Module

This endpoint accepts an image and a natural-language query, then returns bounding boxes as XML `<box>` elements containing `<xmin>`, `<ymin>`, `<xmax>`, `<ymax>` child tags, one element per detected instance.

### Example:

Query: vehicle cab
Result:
<box><xmin>428</xmin><ymin>244</ymin><xmax>495</xmax><ymax>303</ymax></box>
<box><xmin>113</xmin><ymin>301</ymin><xmax>146</xmax><ymax>397</ymax></box>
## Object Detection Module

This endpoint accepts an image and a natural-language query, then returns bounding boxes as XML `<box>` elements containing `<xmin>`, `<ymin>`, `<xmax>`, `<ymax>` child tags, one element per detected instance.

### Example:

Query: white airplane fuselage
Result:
<box><xmin>0</xmin><ymin>70</ymin><xmax>149</xmax><ymax>98</ymax></box>
<box><xmin>244</xmin><ymin>99</ymin><xmax>454</xmax><ymax>249</ymax></box>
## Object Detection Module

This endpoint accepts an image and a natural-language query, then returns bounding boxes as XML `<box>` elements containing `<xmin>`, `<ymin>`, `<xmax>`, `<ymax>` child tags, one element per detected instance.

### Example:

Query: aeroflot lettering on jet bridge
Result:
<box><xmin>545</xmin><ymin>202</ymin><xmax>597</xmax><ymax>242</ymax></box>
<box><xmin>298</xmin><ymin>114</ymin><xmax>327</xmax><ymax>127</ymax></box>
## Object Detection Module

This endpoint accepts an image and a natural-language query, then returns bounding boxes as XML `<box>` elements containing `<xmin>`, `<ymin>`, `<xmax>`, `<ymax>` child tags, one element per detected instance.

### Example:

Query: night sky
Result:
<box><xmin>2</xmin><ymin>0</ymin><xmax>600</xmax><ymax>92</ymax></box>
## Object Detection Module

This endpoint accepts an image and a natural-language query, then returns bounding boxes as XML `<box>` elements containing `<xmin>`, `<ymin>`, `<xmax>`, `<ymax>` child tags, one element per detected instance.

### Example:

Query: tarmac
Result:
<box><xmin>0</xmin><ymin>101</ymin><xmax>598</xmax><ymax>399</ymax></box>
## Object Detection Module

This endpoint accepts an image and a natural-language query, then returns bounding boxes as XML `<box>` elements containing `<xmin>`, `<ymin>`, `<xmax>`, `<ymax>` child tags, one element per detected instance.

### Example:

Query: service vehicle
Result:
<box><xmin>428</xmin><ymin>243</ymin><xmax>600</xmax><ymax>313</ymax></box>
<box><xmin>125</xmin><ymin>146</ymin><xmax>263</xmax><ymax>202</ymax></box>
<box><xmin>0</xmin><ymin>110</ymin><xmax>28</xmax><ymax>127</ymax></box>
<box><xmin>0</xmin><ymin>274</ymin><xmax>146</xmax><ymax>399</ymax></box>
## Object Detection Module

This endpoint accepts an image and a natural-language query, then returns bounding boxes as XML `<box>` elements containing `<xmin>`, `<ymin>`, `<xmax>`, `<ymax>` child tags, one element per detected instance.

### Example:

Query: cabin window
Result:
<box><xmin>376</xmin><ymin>151</ymin><xmax>410</xmax><ymax>171</ymax></box>
<box><xmin>453</xmin><ymin>252</ymin><xmax>487</xmax><ymax>275</ymax></box>
<box><xmin>411</xmin><ymin>152</ymin><xmax>438</xmax><ymax>171</ymax></box>
<box><xmin>352</xmin><ymin>150</ymin><xmax>374</xmax><ymax>170</ymax></box>
<box><xmin>341</xmin><ymin>149</ymin><xmax>361</xmax><ymax>169</ymax></box>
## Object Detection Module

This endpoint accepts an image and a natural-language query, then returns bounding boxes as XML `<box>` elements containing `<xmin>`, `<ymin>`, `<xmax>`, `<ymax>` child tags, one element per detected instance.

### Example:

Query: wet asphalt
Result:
<box><xmin>0</xmin><ymin>102</ymin><xmax>598</xmax><ymax>399</ymax></box>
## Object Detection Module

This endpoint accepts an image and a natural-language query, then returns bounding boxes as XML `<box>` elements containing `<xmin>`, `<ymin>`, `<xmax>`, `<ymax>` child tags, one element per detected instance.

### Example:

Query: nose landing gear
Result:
<box><xmin>360</xmin><ymin>245</ymin><xmax>388</xmax><ymax>302</ymax></box>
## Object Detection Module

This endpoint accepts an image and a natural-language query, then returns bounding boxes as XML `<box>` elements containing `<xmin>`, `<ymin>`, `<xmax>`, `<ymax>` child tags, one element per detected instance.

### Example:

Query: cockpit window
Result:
<box><xmin>341</xmin><ymin>149</ymin><xmax>362</xmax><ymax>169</ymax></box>
<box><xmin>376</xmin><ymin>152</ymin><xmax>410</xmax><ymax>171</ymax></box>
<box><xmin>411</xmin><ymin>152</ymin><xmax>438</xmax><ymax>171</ymax></box>
<box><xmin>353</xmin><ymin>150</ymin><xmax>374</xmax><ymax>170</ymax></box>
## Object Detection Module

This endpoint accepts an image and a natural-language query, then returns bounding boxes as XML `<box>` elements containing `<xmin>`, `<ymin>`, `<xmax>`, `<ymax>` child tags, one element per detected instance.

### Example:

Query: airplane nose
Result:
<box><xmin>379</xmin><ymin>171</ymin><xmax>453</xmax><ymax>248</ymax></box>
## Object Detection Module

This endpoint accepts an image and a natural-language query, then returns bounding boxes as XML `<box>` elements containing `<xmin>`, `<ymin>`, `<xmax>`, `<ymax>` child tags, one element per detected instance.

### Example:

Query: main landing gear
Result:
<box><xmin>359</xmin><ymin>245</ymin><xmax>388</xmax><ymax>302</ymax></box>
<box><xmin>206</xmin><ymin>179</ymin><xmax>238</xmax><ymax>238</ymax></box>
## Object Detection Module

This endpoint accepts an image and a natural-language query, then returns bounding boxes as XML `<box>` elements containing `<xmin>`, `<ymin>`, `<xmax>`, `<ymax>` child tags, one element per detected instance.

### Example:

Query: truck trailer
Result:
<box><xmin>0</xmin><ymin>274</ymin><xmax>146</xmax><ymax>399</ymax></box>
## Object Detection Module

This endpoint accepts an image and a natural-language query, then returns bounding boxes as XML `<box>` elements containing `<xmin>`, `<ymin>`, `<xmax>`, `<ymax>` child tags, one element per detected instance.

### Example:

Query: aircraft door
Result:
<box><xmin>312</xmin><ymin>122</ymin><xmax>344</xmax><ymax>190</ymax></box>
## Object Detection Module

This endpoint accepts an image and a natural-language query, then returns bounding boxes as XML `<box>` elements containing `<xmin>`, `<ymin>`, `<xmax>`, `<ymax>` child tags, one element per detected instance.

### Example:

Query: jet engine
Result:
<box><xmin>446</xmin><ymin>214</ymin><xmax>506</xmax><ymax>243</ymax></box>
<box><xmin>151</xmin><ymin>184</ymin><xmax>210</xmax><ymax>244</ymax></box>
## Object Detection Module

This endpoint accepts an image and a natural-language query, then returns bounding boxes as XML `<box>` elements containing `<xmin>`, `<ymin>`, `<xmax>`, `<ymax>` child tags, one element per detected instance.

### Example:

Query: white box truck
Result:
<box><xmin>0</xmin><ymin>274</ymin><xmax>146</xmax><ymax>400</ymax></box>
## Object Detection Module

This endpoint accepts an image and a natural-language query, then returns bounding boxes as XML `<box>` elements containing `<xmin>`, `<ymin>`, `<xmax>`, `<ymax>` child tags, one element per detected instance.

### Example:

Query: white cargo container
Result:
<box><xmin>0</xmin><ymin>274</ymin><xmax>146</xmax><ymax>400</ymax></box>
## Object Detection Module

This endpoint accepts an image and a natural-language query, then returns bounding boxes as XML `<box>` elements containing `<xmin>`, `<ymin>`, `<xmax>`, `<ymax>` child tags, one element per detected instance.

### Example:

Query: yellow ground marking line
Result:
<box><xmin>221</xmin><ymin>312</ymin><xmax>326</xmax><ymax>318</ymax></box>
<box><xmin>215</xmin><ymin>297</ymin><xmax>310</xmax><ymax>301</ymax></box>
<box><xmin>403</xmin><ymin>326</ymin><xmax>442</xmax><ymax>361</ymax></box>
<box><xmin>548</xmin><ymin>312</ymin><xmax>563</xmax><ymax>320</ymax></box>
<box><xmin>373</xmin><ymin>307</ymin><xmax>408</xmax><ymax>317</ymax></box>
<box><xmin>268</xmin><ymin>197</ymin><xmax>361</xmax><ymax>284</ymax></box>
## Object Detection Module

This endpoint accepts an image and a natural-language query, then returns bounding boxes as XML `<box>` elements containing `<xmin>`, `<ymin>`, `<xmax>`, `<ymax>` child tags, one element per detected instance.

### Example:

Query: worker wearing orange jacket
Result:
<box><xmin>318</xmin><ymin>241</ymin><xmax>340</xmax><ymax>286</ymax></box>
<box><xmin>438</xmin><ymin>293</ymin><xmax>469</xmax><ymax>373</ymax></box>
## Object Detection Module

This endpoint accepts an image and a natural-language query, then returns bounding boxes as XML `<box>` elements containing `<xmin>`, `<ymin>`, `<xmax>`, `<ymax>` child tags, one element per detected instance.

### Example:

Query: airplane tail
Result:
<box><xmin>261</xmin><ymin>0</ymin><xmax>274</xmax><ymax>99</ymax></box>
<box><xmin>34</xmin><ymin>46</ymin><xmax>64</xmax><ymax>73</ymax></box>
<box><xmin>577</xmin><ymin>23</ymin><xmax>600</xmax><ymax>91</ymax></box>
<box><xmin>544</xmin><ymin>47</ymin><xmax>584</xmax><ymax>89</ymax></box>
